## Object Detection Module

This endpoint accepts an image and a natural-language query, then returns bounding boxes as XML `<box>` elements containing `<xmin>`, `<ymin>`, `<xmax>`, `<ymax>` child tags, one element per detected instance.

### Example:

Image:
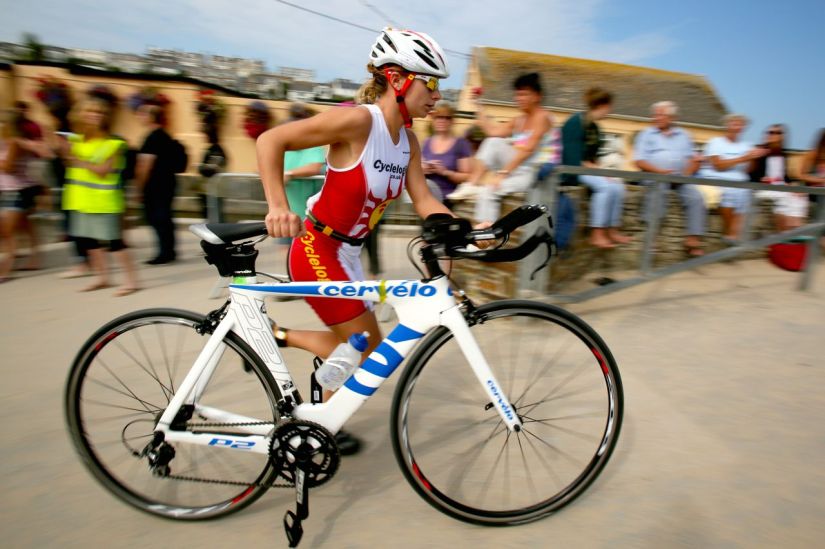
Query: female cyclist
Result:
<box><xmin>257</xmin><ymin>28</ymin><xmax>456</xmax><ymax>453</ymax></box>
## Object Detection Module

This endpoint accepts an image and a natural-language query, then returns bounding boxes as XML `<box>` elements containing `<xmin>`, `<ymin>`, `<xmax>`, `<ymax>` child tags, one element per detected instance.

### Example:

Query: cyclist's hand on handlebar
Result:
<box><xmin>471</xmin><ymin>221</ymin><xmax>495</xmax><ymax>249</ymax></box>
<box><xmin>265</xmin><ymin>207</ymin><xmax>305</xmax><ymax>239</ymax></box>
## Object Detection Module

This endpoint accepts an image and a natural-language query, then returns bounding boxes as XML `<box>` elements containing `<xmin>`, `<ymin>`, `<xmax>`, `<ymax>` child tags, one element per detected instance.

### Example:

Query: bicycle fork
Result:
<box><xmin>441</xmin><ymin>307</ymin><xmax>524</xmax><ymax>432</ymax></box>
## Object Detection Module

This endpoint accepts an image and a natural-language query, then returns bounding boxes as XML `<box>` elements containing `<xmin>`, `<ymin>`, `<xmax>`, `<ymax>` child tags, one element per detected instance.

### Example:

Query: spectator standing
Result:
<box><xmin>135</xmin><ymin>104</ymin><xmax>179</xmax><ymax>264</ymax></box>
<box><xmin>634</xmin><ymin>101</ymin><xmax>706</xmax><ymax>256</ymax></box>
<box><xmin>448</xmin><ymin>72</ymin><xmax>552</xmax><ymax>223</ymax></box>
<box><xmin>6</xmin><ymin>103</ymin><xmax>50</xmax><ymax>272</ymax></box>
<box><xmin>421</xmin><ymin>101</ymin><xmax>472</xmax><ymax>206</ymax></box>
<box><xmin>60</xmin><ymin>98</ymin><xmax>139</xmax><ymax>295</ymax></box>
<box><xmin>561</xmin><ymin>87</ymin><xmax>631</xmax><ymax>248</ymax></box>
<box><xmin>700</xmin><ymin>114</ymin><xmax>768</xmax><ymax>243</ymax></box>
<box><xmin>196</xmin><ymin>112</ymin><xmax>228</xmax><ymax>220</ymax></box>
<box><xmin>13</xmin><ymin>101</ymin><xmax>43</xmax><ymax>141</ymax></box>
<box><xmin>751</xmin><ymin>124</ymin><xmax>807</xmax><ymax>232</ymax></box>
<box><xmin>1</xmin><ymin>111</ymin><xmax>44</xmax><ymax>281</ymax></box>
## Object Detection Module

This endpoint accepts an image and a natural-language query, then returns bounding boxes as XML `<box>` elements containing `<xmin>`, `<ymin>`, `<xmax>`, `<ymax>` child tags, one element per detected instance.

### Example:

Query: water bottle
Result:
<box><xmin>315</xmin><ymin>332</ymin><xmax>370</xmax><ymax>391</ymax></box>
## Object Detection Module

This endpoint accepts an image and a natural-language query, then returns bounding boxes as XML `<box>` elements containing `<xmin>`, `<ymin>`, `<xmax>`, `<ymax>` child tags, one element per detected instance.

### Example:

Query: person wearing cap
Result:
<box><xmin>257</xmin><ymin>28</ymin><xmax>457</xmax><ymax>455</ymax></box>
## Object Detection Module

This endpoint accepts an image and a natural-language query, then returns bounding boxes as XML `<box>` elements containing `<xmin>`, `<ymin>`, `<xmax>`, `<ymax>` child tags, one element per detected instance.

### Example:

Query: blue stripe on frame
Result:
<box><xmin>343</xmin><ymin>376</ymin><xmax>377</xmax><ymax>396</ymax></box>
<box><xmin>388</xmin><ymin>324</ymin><xmax>424</xmax><ymax>343</ymax></box>
<box><xmin>360</xmin><ymin>342</ymin><xmax>404</xmax><ymax>378</ymax></box>
<box><xmin>231</xmin><ymin>284</ymin><xmax>322</xmax><ymax>296</ymax></box>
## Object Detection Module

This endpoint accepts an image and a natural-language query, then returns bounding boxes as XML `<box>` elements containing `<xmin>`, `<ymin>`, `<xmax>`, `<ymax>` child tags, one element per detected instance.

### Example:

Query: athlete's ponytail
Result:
<box><xmin>356</xmin><ymin>63</ymin><xmax>390</xmax><ymax>105</ymax></box>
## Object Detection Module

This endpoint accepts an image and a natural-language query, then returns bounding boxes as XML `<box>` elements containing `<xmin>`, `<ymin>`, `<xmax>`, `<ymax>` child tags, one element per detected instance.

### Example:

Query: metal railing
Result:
<box><xmin>518</xmin><ymin>165</ymin><xmax>825</xmax><ymax>302</ymax></box>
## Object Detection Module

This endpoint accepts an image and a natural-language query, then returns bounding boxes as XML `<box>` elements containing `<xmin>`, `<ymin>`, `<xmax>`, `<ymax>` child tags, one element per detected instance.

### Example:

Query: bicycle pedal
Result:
<box><xmin>283</xmin><ymin>510</ymin><xmax>304</xmax><ymax>547</ymax></box>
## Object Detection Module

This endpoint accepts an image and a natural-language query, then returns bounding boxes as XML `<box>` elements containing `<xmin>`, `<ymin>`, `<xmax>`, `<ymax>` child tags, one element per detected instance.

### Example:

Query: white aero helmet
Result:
<box><xmin>369</xmin><ymin>27</ymin><xmax>449</xmax><ymax>78</ymax></box>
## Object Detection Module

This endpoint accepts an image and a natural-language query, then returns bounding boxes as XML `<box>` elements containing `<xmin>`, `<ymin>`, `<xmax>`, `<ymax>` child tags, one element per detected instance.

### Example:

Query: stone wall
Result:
<box><xmin>450</xmin><ymin>184</ymin><xmax>781</xmax><ymax>301</ymax></box>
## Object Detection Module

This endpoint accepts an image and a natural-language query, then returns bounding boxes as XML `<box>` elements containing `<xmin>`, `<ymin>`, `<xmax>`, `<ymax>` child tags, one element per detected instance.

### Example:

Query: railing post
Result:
<box><xmin>799</xmin><ymin>200</ymin><xmax>825</xmax><ymax>291</ymax></box>
<box><xmin>741</xmin><ymin>186</ymin><xmax>756</xmax><ymax>243</ymax></box>
<box><xmin>640</xmin><ymin>181</ymin><xmax>662</xmax><ymax>275</ymax></box>
<box><xmin>517</xmin><ymin>168</ymin><xmax>559</xmax><ymax>297</ymax></box>
<box><xmin>206</xmin><ymin>174</ymin><xmax>223</xmax><ymax>223</ymax></box>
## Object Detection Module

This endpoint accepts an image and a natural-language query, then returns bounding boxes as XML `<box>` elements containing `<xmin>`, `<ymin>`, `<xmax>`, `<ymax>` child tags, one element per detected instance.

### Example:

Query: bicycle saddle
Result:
<box><xmin>190</xmin><ymin>222</ymin><xmax>268</xmax><ymax>245</ymax></box>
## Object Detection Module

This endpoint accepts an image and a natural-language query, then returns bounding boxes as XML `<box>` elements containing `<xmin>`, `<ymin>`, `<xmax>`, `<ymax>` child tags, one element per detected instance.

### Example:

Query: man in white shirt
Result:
<box><xmin>700</xmin><ymin>114</ymin><xmax>768</xmax><ymax>243</ymax></box>
<box><xmin>634</xmin><ymin>101</ymin><xmax>705</xmax><ymax>256</ymax></box>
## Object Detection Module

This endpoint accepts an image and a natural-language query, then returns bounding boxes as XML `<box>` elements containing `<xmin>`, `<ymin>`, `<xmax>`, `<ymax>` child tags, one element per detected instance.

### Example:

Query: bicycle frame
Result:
<box><xmin>156</xmin><ymin>275</ymin><xmax>523</xmax><ymax>455</ymax></box>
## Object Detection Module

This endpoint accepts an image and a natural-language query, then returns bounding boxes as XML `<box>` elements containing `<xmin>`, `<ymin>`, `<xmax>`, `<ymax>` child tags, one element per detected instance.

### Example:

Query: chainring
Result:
<box><xmin>269</xmin><ymin>420</ymin><xmax>340</xmax><ymax>488</ymax></box>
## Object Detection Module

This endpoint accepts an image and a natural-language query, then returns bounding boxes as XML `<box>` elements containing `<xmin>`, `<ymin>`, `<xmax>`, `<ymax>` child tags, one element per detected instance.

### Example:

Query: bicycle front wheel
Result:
<box><xmin>391</xmin><ymin>300</ymin><xmax>623</xmax><ymax>525</ymax></box>
<box><xmin>65</xmin><ymin>308</ymin><xmax>281</xmax><ymax>520</ymax></box>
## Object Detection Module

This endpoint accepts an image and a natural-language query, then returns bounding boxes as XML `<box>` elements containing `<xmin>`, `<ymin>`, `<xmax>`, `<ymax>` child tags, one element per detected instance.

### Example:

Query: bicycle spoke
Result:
<box><xmin>474</xmin><ymin>429</ymin><xmax>511</xmax><ymax>506</ymax></box>
<box><xmin>517</xmin><ymin>355</ymin><xmax>595</xmax><ymax>413</ymax></box>
<box><xmin>522</xmin><ymin>427</ymin><xmax>564</xmax><ymax>487</ymax></box>
<box><xmin>95</xmin><ymin>357</ymin><xmax>162</xmax><ymax>414</ymax></box>
<box><xmin>132</xmin><ymin>329</ymin><xmax>175</xmax><ymax>402</ymax></box>
<box><xmin>520</xmin><ymin>426</ymin><xmax>582</xmax><ymax>468</ymax></box>
<box><xmin>515</xmin><ymin>431</ymin><xmax>538</xmax><ymax>503</ymax></box>
<box><xmin>82</xmin><ymin>397</ymin><xmax>162</xmax><ymax>415</ymax></box>
<box><xmin>156</xmin><ymin>323</ymin><xmax>177</xmax><ymax>399</ymax></box>
<box><xmin>521</xmin><ymin>410</ymin><xmax>607</xmax><ymax>422</ymax></box>
<box><xmin>112</xmin><ymin>338</ymin><xmax>175</xmax><ymax>402</ymax></box>
<box><xmin>512</xmin><ymin>335</ymin><xmax>572</xmax><ymax>408</ymax></box>
<box><xmin>520</xmin><ymin>414</ymin><xmax>602</xmax><ymax>444</ymax></box>
<box><xmin>85</xmin><ymin>375</ymin><xmax>164</xmax><ymax>412</ymax></box>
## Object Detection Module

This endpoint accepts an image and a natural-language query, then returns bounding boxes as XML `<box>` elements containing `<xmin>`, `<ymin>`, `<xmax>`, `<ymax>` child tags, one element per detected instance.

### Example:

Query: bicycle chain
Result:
<box><xmin>159</xmin><ymin>421</ymin><xmax>294</xmax><ymax>489</ymax></box>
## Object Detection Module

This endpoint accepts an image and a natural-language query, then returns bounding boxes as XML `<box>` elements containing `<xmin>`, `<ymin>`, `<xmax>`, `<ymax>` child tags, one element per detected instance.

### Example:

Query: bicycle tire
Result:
<box><xmin>65</xmin><ymin>308</ymin><xmax>282</xmax><ymax>520</ymax></box>
<box><xmin>391</xmin><ymin>300</ymin><xmax>623</xmax><ymax>525</ymax></box>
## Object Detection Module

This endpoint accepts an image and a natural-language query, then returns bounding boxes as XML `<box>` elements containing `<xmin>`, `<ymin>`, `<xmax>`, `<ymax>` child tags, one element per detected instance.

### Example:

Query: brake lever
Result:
<box><xmin>529</xmin><ymin>228</ymin><xmax>555</xmax><ymax>280</ymax></box>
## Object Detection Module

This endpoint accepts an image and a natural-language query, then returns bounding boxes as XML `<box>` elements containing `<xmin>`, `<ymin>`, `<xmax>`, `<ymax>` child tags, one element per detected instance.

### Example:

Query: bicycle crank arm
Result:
<box><xmin>283</xmin><ymin>466</ymin><xmax>310</xmax><ymax>547</ymax></box>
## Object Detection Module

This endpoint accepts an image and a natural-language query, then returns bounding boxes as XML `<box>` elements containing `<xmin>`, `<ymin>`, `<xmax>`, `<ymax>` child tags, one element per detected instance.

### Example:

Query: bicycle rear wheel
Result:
<box><xmin>65</xmin><ymin>308</ymin><xmax>281</xmax><ymax>520</ymax></box>
<box><xmin>391</xmin><ymin>300</ymin><xmax>623</xmax><ymax>525</ymax></box>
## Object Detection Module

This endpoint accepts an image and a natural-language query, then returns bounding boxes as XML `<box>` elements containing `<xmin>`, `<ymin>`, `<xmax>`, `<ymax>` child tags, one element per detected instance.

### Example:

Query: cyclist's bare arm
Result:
<box><xmin>256</xmin><ymin>106</ymin><xmax>372</xmax><ymax>237</ymax></box>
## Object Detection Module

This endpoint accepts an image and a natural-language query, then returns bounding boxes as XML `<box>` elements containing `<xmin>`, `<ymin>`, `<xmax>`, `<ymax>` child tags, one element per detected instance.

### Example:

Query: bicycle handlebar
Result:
<box><xmin>419</xmin><ymin>204</ymin><xmax>555</xmax><ymax>279</ymax></box>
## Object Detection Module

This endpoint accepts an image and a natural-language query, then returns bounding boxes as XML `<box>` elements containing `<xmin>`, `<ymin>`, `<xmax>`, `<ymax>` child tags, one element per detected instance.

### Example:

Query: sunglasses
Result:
<box><xmin>434</xmin><ymin>115</ymin><xmax>453</xmax><ymax>120</ymax></box>
<box><xmin>411</xmin><ymin>73</ymin><xmax>440</xmax><ymax>92</ymax></box>
<box><xmin>767</xmin><ymin>130</ymin><xmax>784</xmax><ymax>135</ymax></box>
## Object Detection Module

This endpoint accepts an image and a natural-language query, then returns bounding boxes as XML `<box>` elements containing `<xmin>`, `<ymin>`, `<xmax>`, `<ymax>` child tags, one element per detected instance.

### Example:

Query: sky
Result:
<box><xmin>3</xmin><ymin>0</ymin><xmax>822</xmax><ymax>149</ymax></box>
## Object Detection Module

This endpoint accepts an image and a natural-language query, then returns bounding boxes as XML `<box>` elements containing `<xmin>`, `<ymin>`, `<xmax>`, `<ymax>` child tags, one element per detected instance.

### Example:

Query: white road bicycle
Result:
<box><xmin>65</xmin><ymin>205</ymin><xmax>623</xmax><ymax>547</ymax></box>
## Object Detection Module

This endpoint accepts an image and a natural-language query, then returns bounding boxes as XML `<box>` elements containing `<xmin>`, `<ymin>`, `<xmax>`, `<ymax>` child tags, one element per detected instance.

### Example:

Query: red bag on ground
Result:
<box><xmin>768</xmin><ymin>242</ymin><xmax>808</xmax><ymax>271</ymax></box>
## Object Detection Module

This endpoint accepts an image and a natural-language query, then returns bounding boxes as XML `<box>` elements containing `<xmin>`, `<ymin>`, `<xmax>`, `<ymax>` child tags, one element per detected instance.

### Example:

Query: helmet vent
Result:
<box><xmin>413</xmin><ymin>39</ymin><xmax>433</xmax><ymax>56</ymax></box>
<box><xmin>415</xmin><ymin>50</ymin><xmax>439</xmax><ymax>71</ymax></box>
<box><xmin>382</xmin><ymin>33</ymin><xmax>398</xmax><ymax>52</ymax></box>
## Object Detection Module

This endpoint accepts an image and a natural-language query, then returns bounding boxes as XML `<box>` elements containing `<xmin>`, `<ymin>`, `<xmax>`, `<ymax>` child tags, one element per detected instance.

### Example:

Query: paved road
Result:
<box><xmin>2</xmin><ymin>226</ymin><xmax>824</xmax><ymax>548</ymax></box>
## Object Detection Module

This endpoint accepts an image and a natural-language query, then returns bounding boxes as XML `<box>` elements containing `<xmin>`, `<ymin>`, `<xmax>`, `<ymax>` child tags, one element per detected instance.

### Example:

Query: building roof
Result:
<box><xmin>474</xmin><ymin>47</ymin><xmax>728</xmax><ymax>127</ymax></box>
<box><xmin>9</xmin><ymin>60</ymin><xmax>257</xmax><ymax>98</ymax></box>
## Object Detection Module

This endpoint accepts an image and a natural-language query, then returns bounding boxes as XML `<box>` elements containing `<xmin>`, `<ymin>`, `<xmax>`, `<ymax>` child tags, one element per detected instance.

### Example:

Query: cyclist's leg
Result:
<box><xmin>281</xmin><ymin>328</ymin><xmax>340</xmax><ymax>357</ymax></box>
<box><xmin>282</xmin><ymin>309</ymin><xmax>381</xmax><ymax>356</ymax></box>
<box><xmin>281</xmin><ymin>223</ymin><xmax>382</xmax><ymax>358</ymax></box>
